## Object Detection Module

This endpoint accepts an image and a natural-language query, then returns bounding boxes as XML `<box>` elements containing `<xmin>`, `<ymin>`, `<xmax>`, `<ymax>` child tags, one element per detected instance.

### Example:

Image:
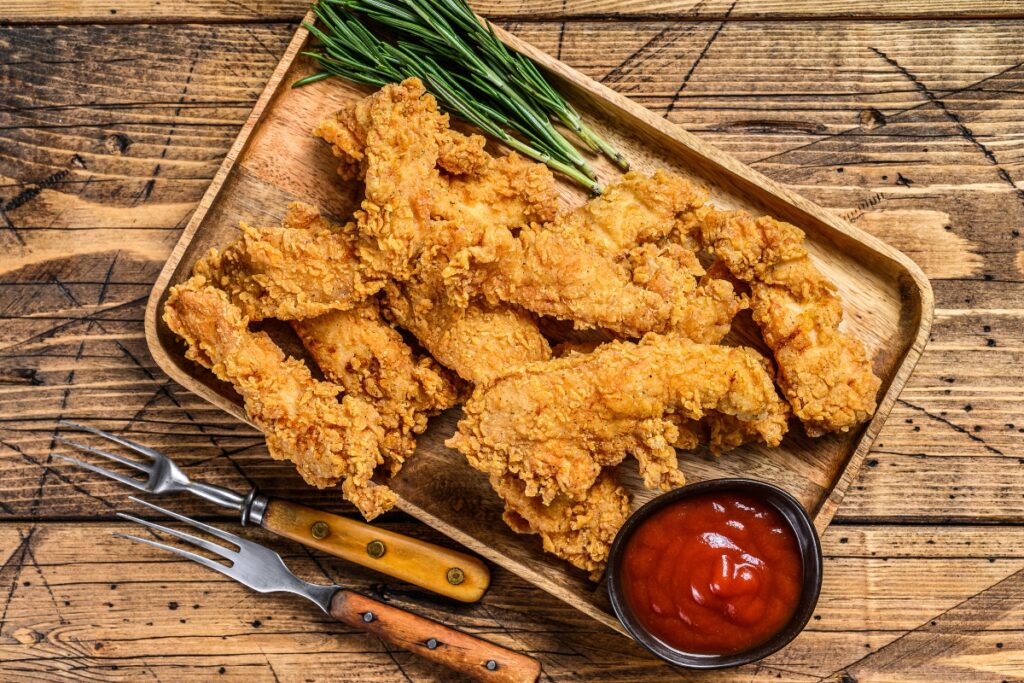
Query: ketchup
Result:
<box><xmin>620</xmin><ymin>492</ymin><xmax>803</xmax><ymax>655</ymax></box>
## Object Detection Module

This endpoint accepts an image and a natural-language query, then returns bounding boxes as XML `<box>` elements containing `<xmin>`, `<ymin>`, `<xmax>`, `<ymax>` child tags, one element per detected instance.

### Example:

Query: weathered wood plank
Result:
<box><xmin>4</xmin><ymin>0</ymin><xmax>1024</xmax><ymax>24</ymax></box>
<box><xmin>0</xmin><ymin>522</ymin><xmax>1022</xmax><ymax>681</ymax></box>
<box><xmin>2</xmin><ymin>11</ymin><xmax>1023</xmax><ymax>681</ymax></box>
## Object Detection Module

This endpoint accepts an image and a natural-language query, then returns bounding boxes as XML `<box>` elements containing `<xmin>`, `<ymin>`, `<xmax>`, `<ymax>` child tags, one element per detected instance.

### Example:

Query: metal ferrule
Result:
<box><xmin>242</xmin><ymin>491</ymin><xmax>270</xmax><ymax>527</ymax></box>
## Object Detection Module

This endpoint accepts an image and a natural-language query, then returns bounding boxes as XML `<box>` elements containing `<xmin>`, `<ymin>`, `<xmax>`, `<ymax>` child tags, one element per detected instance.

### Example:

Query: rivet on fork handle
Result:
<box><xmin>331</xmin><ymin>591</ymin><xmax>540</xmax><ymax>683</ymax></box>
<box><xmin>261</xmin><ymin>499</ymin><xmax>490</xmax><ymax>603</ymax></box>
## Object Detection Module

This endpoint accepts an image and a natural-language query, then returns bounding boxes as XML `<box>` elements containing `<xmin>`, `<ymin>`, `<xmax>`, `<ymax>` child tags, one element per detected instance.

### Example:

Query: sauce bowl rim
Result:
<box><xmin>605</xmin><ymin>477</ymin><xmax>824</xmax><ymax>670</ymax></box>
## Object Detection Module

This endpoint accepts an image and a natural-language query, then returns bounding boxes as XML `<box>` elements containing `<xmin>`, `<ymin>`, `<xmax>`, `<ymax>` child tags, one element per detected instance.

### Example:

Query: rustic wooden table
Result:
<box><xmin>2</xmin><ymin>1</ymin><xmax>1023</xmax><ymax>681</ymax></box>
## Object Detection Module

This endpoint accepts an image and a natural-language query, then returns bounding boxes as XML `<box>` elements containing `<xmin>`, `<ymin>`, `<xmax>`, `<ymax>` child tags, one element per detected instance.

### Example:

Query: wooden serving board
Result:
<box><xmin>144</xmin><ymin>12</ymin><xmax>932</xmax><ymax>634</ymax></box>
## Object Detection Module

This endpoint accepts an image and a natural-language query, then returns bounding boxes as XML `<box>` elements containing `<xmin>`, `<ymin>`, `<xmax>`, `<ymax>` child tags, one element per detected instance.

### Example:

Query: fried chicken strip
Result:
<box><xmin>163</xmin><ymin>277</ymin><xmax>395</xmax><ymax>520</ymax></box>
<box><xmin>492</xmin><ymin>471</ymin><xmax>630</xmax><ymax>578</ymax></box>
<box><xmin>192</xmin><ymin>202</ymin><xmax>380</xmax><ymax>321</ymax></box>
<box><xmin>292</xmin><ymin>299</ymin><xmax>460</xmax><ymax>472</ymax></box>
<box><xmin>699</xmin><ymin>210</ymin><xmax>881</xmax><ymax>435</ymax></box>
<box><xmin>466</xmin><ymin>171</ymin><xmax>746</xmax><ymax>342</ymax></box>
<box><xmin>555</xmin><ymin>340</ymin><xmax>791</xmax><ymax>454</ymax></box>
<box><xmin>448</xmin><ymin>334</ymin><xmax>783</xmax><ymax>505</ymax></box>
<box><xmin>384</xmin><ymin>282</ymin><xmax>551</xmax><ymax>384</ymax></box>
<box><xmin>314</xmin><ymin>94</ymin><xmax>490</xmax><ymax>181</ymax></box>
<box><xmin>379</xmin><ymin>152</ymin><xmax>557</xmax><ymax>384</ymax></box>
<box><xmin>315</xmin><ymin>79</ymin><xmax>556</xmax><ymax>384</ymax></box>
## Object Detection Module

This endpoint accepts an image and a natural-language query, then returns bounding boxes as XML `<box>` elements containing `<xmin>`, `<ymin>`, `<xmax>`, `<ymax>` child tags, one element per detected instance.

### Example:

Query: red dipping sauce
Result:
<box><xmin>620</xmin><ymin>492</ymin><xmax>803</xmax><ymax>655</ymax></box>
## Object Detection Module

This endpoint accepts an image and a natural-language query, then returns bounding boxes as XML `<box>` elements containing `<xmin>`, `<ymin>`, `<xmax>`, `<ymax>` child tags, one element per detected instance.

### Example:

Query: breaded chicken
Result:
<box><xmin>492</xmin><ymin>471</ymin><xmax>630</xmax><ymax>578</ymax></box>
<box><xmin>383</xmin><ymin>281</ymin><xmax>551</xmax><ymax>384</ymax></box>
<box><xmin>471</xmin><ymin>171</ymin><xmax>746</xmax><ymax>342</ymax></box>
<box><xmin>699</xmin><ymin>209</ymin><xmax>881</xmax><ymax>435</ymax></box>
<box><xmin>317</xmin><ymin>79</ymin><xmax>523</xmax><ymax>284</ymax></box>
<box><xmin>668</xmin><ymin>401</ymin><xmax>790</xmax><ymax>455</ymax></box>
<box><xmin>192</xmin><ymin>202</ymin><xmax>379</xmax><ymax>321</ymax></box>
<box><xmin>292</xmin><ymin>299</ymin><xmax>461</xmax><ymax>472</ymax></box>
<box><xmin>315</xmin><ymin>79</ymin><xmax>556</xmax><ymax>384</ymax></box>
<box><xmin>317</xmin><ymin>80</ymin><xmax>742</xmax><ymax>345</ymax></box>
<box><xmin>557</xmin><ymin>339</ymin><xmax>790</xmax><ymax>454</ymax></box>
<box><xmin>163</xmin><ymin>277</ymin><xmax>396</xmax><ymax>520</ymax></box>
<box><xmin>315</xmin><ymin>96</ymin><xmax>490</xmax><ymax>180</ymax></box>
<box><xmin>448</xmin><ymin>334</ymin><xmax>783</xmax><ymax>505</ymax></box>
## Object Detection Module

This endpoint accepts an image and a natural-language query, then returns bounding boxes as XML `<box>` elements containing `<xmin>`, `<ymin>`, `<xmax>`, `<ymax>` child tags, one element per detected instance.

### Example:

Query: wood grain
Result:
<box><xmin>261</xmin><ymin>498</ymin><xmax>491</xmax><ymax>603</ymax></box>
<box><xmin>2</xmin><ymin>6</ymin><xmax>1024</xmax><ymax>682</ymax></box>
<box><xmin>2</xmin><ymin>522</ymin><xmax>1023</xmax><ymax>681</ymax></box>
<box><xmin>5</xmin><ymin>0</ymin><xmax>1024</xmax><ymax>23</ymax></box>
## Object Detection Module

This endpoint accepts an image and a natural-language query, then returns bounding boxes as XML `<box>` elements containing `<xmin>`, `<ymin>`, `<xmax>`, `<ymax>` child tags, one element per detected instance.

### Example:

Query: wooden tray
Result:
<box><xmin>144</xmin><ymin>12</ymin><xmax>933</xmax><ymax>634</ymax></box>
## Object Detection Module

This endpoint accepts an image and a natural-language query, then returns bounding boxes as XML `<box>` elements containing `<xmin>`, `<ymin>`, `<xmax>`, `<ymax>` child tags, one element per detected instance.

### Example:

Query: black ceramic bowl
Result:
<box><xmin>606</xmin><ymin>478</ymin><xmax>823</xmax><ymax>670</ymax></box>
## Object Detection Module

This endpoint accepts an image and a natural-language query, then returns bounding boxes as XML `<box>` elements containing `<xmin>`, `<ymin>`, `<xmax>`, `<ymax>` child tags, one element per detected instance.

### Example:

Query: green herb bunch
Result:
<box><xmin>296</xmin><ymin>0</ymin><xmax>629</xmax><ymax>193</ymax></box>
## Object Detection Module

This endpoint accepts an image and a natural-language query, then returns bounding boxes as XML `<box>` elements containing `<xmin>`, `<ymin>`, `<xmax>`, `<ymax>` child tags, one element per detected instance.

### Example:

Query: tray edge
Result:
<box><xmin>143</xmin><ymin>15</ymin><xmax>935</xmax><ymax>631</ymax></box>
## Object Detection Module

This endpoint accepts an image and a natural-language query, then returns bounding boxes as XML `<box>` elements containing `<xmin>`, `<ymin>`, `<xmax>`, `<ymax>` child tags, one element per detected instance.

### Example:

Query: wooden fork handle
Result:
<box><xmin>260</xmin><ymin>498</ymin><xmax>489</xmax><ymax>602</ymax></box>
<box><xmin>331</xmin><ymin>590</ymin><xmax>541</xmax><ymax>683</ymax></box>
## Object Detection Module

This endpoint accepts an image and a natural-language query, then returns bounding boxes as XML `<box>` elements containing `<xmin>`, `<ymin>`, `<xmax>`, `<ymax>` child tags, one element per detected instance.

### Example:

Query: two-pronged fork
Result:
<box><xmin>116</xmin><ymin>497</ymin><xmax>540</xmax><ymax>683</ymax></box>
<box><xmin>52</xmin><ymin>421</ymin><xmax>489</xmax><ymax>602</ymax></box>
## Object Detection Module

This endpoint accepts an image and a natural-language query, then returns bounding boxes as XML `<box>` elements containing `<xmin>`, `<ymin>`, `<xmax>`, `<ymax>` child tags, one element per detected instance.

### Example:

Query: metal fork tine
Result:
<box><xmin>53</xmin><ymin>435</ymin><xmax>152</xmax><ymax>474</ymax></box>
<box><xmin>116</xmin><ymin>511</ymin><xmax>238</xmax><ymax>562</ymax></box>
<box><xmin>58</xmin><ymin>420</ymin><xmax>164</xmax><ymax>461</ymax></box>
<box><xmin>112</xmin><ymin>532</ymin><xmax>232</xmax><ymax>576</ymax></box>
<box><xmin>127</xmin><ymin>496</ymin><xmax>250</xmax><ymax>549</ymax></box>
<box><xmin>51</xmin><ymin>453</ymin><xmax>149</xmax><ymax>491</ymax></box>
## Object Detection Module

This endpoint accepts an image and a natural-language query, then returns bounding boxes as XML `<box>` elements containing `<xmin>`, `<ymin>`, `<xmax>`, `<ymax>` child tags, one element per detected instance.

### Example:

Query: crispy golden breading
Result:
<box><xmin>383</xmin><ymin>281</ymin><xmax>551</xmax><ymax>384</ymax></box>
<box><xmin>549</xmin><ymin>170</ymin><xmax>708</xmax><ymax>254</ymax></box>
<box><xmin>192</xmin><ymin>202</ymin><xmax>379</xmax><ymax>321</ymax></box>
<box><xmin>317</xmin><ymin>81</ymin><xmax>741</xmax><ymax>344</ymax></box>
<box><xmin>273</xmin><ymin>79</ymin><xmax>881</xmax><ymax>579</ymax></box>
<box><xmin>316</xmin><ymin>79</ymin><xmax>517</xmax><ymax>284</ymax></box>
<box><xmin>465</xmin><ymin>171</ymin><xmax>744</xmax><ymax>342</ymax></box>
<box><xmin>703</xmin><ymin>402</ymin><xmax>791</xmax><ymax>453</ymax></box>
<box><xmin>163</xmin><ymin>277</ymin><xmax>395</xmax><ymax>520</ymax></box>
<box><xmin>699</xmin><ymin>209</ymin><xmax>881</xmax><ymax>436</ymax></box>
<box><xmin>292</xmin><ymin>299</ymin><xmax>461</xmax><ymax>473</ymax></box>
<box><xmin>448</xmin><ymin>334</ymin><xmax>783</xmax><ymax>505</ymax></box>
<box><xmin>557</xmin><ymin>341</ymin><xmax>790</xmax><ymax>454</ymax></box>
<box><xmin>493</xmin><ymin>471</ymin><xmax>630</xmax><ymax>578</ymax></box>
<box><xmin>315</xmin><ymin>79</ymin><xmax>556</xmax><ymax>384</ymax></box>
<box><xmin>314</xmin><ymin>96</ymin><xmax>489</xmax><ymax>180</ymax></box>
<box><xmin>351</xmin><ymin>82</ymin><xmax>450</xmax><ymax>282</ymax></box>
<box><xmin>668</xmin><ymin>403</ymin><xmax>790</xmax><ymax>455</ymax></box>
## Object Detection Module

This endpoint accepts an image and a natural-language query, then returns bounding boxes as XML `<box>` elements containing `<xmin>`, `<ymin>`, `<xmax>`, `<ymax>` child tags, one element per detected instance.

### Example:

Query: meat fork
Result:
<box><xmin>116</xmin><ymin>497</ymin><xmax>540</xmax><ymax>683</ymax></box>
<box><xmin>51</xmin><ymin>421</ymin><xmax>489</xmax><ymax>602</ymax></box>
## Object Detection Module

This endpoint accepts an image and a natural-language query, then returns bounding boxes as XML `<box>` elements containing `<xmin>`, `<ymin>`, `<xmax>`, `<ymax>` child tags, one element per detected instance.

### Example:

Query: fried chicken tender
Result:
<box><xmin>460</xmin><ymin>170</ymin><xmax>745</xmax><ymax>342</ymax></box>
<box><xmin>292</xmin><ymin>299</ymin><xmax>460</xmax><ymax>472</ymax></box>
<box><xmin>314</xmin><ymin>94</ymin><xmax>489</xmax><ymax>180</ymax></box>
<box><xmin>699</xmin><ymin>209</ymin><xmax>881</xmax><ymax>435</ymax></box>
<box><xmin>192</xmin><ymin>202</ymin><xmax>379</xmax><ymax>321</ymax></box>
<box><xmin>317</xmin><ymin>78</ymin><xmax>507</xmax><ymax>283</ymax></box>
<box><xmin>492</xmin><ymin>471</ymin><xmax>630</xmax><ymax>578</ymax></box>
<box><xmin>668</xmin><ymin>401</ymin><xmax>790</xmax><ymax>455</ymax></box>
<box><xmin>315</xmin><ymin>79</ymin><xmax>556</xmax><ymax>384</ymax></box>
<box><xmin>383</xmin><ymin>282</ymin><xmax>550</xmax><ymax>384</ymax></box>
<box><xmin>381</xmin><ymin>152</ymin><xmax>557</xmax><ymax>383</ymax></box>
<box><xmin>163</xmin><ymin>277</ymin><xmax>396</xmax><ymax>519</ymax></box>
<box><xmin>557</xmin><ymin>339</ymin><xmax>790</xmax><ymax>454</ymax></box>
<box><xmin>448</xmin><ymin>334</ymin><xmax>783</xmax><ymax>505</ymax></box>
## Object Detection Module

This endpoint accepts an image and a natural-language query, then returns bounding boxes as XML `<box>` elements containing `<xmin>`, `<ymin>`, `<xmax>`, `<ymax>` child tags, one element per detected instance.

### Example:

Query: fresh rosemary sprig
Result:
<box><xmin>297</xmin><ymin>0</ymin><xmax>629</xmax><ymax>191</ymax></box>
<box><xmin>409</xmin><ymin>0</ymin><xmax>629</xmax><ymax>172</ymax></box>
